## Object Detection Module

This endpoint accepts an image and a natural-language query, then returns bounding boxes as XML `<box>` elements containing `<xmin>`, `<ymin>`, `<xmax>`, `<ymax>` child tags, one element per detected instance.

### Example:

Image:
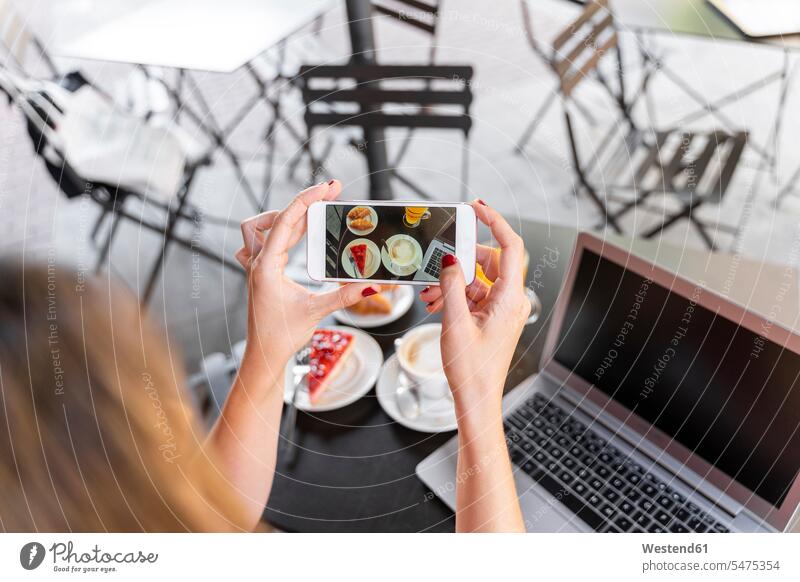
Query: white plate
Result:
<box><xmin>376</xmin><ymin>354</ymin><xmax>458</xmax><ymax>433</ymax></box>
<box><xmin>381</xmin><ymin>234</ymin><xmax>423</xmax><ymax>277</ymax></box>
<box><xmin>284</xmin><ymin>326</ymin><xmax>383</xmax><ymax>412</ymax></box>
<box><xmin>341</xmin><ymin>238</ymin><xmax>381</xmax><ymax>278</ymax></box>
<box><xmin>333</xmin><ymin>285</ymin><xmax>415</xmax><ymax>328</ymax></box>
<box><xmin>346</xmin><ymin>205</ymin><xmax>378</xmax><ymax>236</ymax></box>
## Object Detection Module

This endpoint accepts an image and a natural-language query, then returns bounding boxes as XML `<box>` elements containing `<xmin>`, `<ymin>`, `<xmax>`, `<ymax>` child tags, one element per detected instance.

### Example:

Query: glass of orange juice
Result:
<box><xmin>477</xmin><ymin>243</ymin><xmax>540</xmax><ymax>325</ymax></box>
<box><xmin>403</xmin><ymin>206</ymin><xmax>431</xmax><ymax>228</ymax></box>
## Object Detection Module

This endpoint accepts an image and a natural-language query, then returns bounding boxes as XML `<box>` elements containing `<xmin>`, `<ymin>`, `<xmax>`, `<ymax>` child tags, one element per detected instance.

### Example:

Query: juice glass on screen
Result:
<box><xmin>403</xmin><ymin>206</ymin><xmax>430</xmax><ymax>228</ymax></box>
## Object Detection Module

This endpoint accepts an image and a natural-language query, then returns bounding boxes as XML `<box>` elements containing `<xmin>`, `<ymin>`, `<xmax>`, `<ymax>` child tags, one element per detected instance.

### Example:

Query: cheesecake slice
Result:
<box><xmin>350</xmin><ymin>243</ymin><xmax>368</xmax><ymax>276</ymax></box>
<box><xmin>307</xmin><ymin>329</ymin><xmax>355</xmax><ymax>404</ymax></box>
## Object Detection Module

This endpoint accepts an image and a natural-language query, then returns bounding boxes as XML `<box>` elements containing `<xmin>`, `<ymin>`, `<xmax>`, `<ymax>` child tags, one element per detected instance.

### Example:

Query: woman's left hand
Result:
<box><xmin>235</xmin><ymin>180</ymin><xmax>377</xmax><ymax>369</ymax></box>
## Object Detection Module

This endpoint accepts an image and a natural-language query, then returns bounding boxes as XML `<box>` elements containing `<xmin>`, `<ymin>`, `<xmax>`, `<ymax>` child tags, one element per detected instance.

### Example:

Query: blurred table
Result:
<box><xmin>263</xmin><ymin>219</ymin><xmax>799</xmax><ymax>532</ymax></box>
<box><xmin>596</xmin><ymin>0</ymin><xmax>800</xmax><ymax>49</ymax></box>
<box><xmin>53</xmin><ymin>0</ymin><xmax>336</xmax><ymax>72</ymax></box>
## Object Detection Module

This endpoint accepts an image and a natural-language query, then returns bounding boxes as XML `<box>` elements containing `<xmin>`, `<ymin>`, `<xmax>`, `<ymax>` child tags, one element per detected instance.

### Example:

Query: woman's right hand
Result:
<box><xmin>438</xmin><ymin>201</ymin><xmax>529</xmax><ymax>532</ymax></box>
<box><xmin>438</xmin><ymin>201</ymin><xmax>531</xmax><ymax>419</ymax></box>
<box><xmin>419</xmin><ymin>242</ymin><xmax>500</xmax><ymax>313</ymax></box>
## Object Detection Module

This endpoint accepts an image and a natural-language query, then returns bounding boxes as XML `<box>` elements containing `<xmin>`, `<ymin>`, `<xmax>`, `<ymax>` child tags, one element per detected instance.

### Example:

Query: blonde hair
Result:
<box><xmin>0</xmin><ymin>261</ymin><xmax>247</xmax><ymax>531</ymax></box>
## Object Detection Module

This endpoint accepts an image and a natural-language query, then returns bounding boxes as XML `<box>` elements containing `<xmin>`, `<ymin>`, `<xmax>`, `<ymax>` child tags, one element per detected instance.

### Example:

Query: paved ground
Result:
<box><xmin>2</xmin><ymin>0</ymin><xmax>800</xmax><ymax>372</ymax></box>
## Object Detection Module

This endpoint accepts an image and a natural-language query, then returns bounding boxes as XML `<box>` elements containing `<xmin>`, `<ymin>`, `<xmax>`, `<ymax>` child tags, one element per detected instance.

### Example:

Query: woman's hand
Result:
<box><xmin>438</xmin><ymin>200</ymin><xmax>529</xmax><ymax>533</ymax></box>
<box><xmin>419</xmin><ymin>242</ymin><xmax>500</xmax><ymax>313</ymax></box>
<box><xmin>438</xmin><ymin>201</ymin><xmax>531</xmax><ymax>414</ymax></box>
<box><xmin>208</xmin><ymin>181</ymin><xmax>376</xmax><ymax>528</ymax></box>
<box><xmin>235</xmin><ymin>180</ymin><xmax>376</xmax><ymax>369</ymax></box>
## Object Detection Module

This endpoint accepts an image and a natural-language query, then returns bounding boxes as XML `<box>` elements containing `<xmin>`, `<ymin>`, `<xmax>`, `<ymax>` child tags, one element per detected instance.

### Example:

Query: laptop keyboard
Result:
<box><xmin>424</xmin><ymin>247</ymin><xmax>446</xmax><ymax>278</ymax></box>
<box><xmin>505</xmin><ymin>393</ymin><xmax>731</xmax><ymax>533</ymax></box>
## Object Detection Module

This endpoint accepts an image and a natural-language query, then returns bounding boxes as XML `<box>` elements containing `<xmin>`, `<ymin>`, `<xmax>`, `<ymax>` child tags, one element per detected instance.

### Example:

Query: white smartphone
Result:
<box><xmin>307</xmin><ymin>200</ymin><xmax>476</xmax><ymax>285</ymax></box>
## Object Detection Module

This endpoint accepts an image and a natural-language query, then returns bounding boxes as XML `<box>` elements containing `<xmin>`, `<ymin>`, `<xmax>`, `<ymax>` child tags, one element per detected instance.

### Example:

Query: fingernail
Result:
<box><xmin>426</xmin><ymin>302</ymin><xmax>435</xmax><ymax>310</ymax></box>
<box><xmin>477</xmin><ymin>199</ymin><xmax>487</xmax><ymax>206</ymax></box>
<box><xmin>362</xmin><ymin>287</ymin><xmax>378</xmax><ymax>297</ymax></box>
<box><xmin>327</xmin><ymin>179</ymin><xmax>335</xmax><ymax>186</ymax></box>
<box><xmin>422</xmin><ymin>286</ymin><xmax>430</xmax><ymax>293</ymax></box>
<box><xmin>442</xmin><ymin>253</ymin><xmax>457</xmax><ymax>268</ymax></box>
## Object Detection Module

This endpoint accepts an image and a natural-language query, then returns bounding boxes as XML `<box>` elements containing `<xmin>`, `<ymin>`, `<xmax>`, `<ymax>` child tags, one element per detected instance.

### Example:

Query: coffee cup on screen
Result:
<box><xmin>394</xmin><ymin>323</ymin><xmax>450</xmax><ymax>404</ymax></box>
<box><xmin>388</xmin><ymin>237</ymin><xmax>417</xmax><ymax>267</ymax></box>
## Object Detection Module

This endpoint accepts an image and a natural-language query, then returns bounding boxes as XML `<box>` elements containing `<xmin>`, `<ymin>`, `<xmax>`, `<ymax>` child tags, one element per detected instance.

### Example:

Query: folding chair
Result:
<box><xmin>372</xmin><ymin>0</ymin><xmax>441</xmax><ymax>64</ymax></box>
<box><xmin>297</xmin><ymin>63</ymin><xmax>474</xmax><ymax>201</ymax></box>
<box><xmin>0</xmin><ymin>0</ymin><xmax>143</xmax><ymax>114</ymax></box>
<box><xmin>0</xmin><ymin>68</ymin><xmax>241</xmax><ymax>304</ymax></box>
<box><xmin>515</xmin><ymin>0</ymin><xmax>660</xmax><ymax>155</ymax></box>
<box><xmin>553</xmin><ymin>0</ymin><xmax>749</xmax><ymax>249</ymax></box>
<box><xmin>0</xmin><ymin>0</ymin><xmax>57</xmax><ymax>77</ymax></box>
<box><xmin>371</xmin><ymin>1</ymin><xmax>443</xmax><ymax>173</ymax></box>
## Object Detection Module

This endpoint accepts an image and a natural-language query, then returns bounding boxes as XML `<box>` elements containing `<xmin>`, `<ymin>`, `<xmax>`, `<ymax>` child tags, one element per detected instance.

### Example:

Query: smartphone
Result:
<box><xmin>307</xmin><ymin>201</ymin><xmax>476</xmax><ymax>285</ymax></box>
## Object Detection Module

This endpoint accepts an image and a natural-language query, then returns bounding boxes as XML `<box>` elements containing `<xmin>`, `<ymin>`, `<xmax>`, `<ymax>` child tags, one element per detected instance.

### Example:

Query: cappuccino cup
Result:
<box><xmin>394</xmin><ymin>323</ymin><xmax>450</xmax><ymax>404</ymax></box>
<box><xmin>389</xmin><ymin>237</ymin><xmax>417</xmax><ymax>267</ymax></box>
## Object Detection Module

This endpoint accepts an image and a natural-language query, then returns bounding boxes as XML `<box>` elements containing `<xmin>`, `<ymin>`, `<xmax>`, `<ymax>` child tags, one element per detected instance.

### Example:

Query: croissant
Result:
<box><xmin>349</xmin><ymin>218</ymin><xmax>373</xmax><ymax>231</ymax></box>
<box><xmin>348</xmin><ymin>207</ymin><xmax>371</xmax><ymax>220</ymax></box>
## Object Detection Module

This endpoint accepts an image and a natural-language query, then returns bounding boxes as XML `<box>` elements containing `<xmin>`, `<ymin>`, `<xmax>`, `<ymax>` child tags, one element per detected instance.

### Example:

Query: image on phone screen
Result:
<box><xmin>325</xmin><ymin>204</ymin><xmax>456</xmax><ymax>282</ymax></box>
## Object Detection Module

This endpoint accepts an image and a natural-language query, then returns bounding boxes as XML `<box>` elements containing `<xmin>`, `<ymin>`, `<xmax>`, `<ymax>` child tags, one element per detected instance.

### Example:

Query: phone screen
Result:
<box><xmin>324</xmin><ymin>203</ymin><xmax>456</xmax><ymax>282</ymax></box>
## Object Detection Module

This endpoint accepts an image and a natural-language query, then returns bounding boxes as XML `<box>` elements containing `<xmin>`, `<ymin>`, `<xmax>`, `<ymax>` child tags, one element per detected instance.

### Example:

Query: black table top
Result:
<box><xmin>264</xmin><ymin>220</ymin><xmax>579</xmax><ymax>532</ymax></box>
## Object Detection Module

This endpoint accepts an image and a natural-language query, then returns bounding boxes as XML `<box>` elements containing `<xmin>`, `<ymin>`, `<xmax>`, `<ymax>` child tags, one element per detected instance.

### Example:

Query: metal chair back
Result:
<box><xmin>298</xmin><ymin>63</ymin><xmax>474</xmax><ymax>200</ymax></box>
<box><xmin>300</xmin><ymin>64</ymin><xmax>472</xmax><ymax>133</ymax></box>
<box><xmin>550</xmin><ymin>0</ymin><xmax>618</xmax><ymax>98</ymax></box>
<box><xmin>371</xmin><ymin>0</ymin><xmax>441</xmax><ymax>61</ymax></box>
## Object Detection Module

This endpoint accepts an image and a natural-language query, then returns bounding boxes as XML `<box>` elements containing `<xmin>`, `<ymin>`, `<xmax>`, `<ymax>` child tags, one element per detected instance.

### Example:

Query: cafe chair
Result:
<box><xmin>543</xmin><ymin>0</ymin><xmax>750</xmax><ymax>249</ymax></box>
<box><xmin>515</xmin><ymin>0</ymin><xmax>659</xmax><ymax>155</ymax></box>
<box><xmin>372</xmin><ymin>0</ymin><xmax>443</xmax><ymax>170</ymax></box>
<box><xmin>0</xmin><ymin>67</ymin><xmax>241</xmax><ymax>304</ymax></box>
<box><xmin>372</xmin><ymin>0</ymin><xmax>441</xmax><ymax>64</ymax></box>
<box><xmin>593</xmin><ymin>129</ymin><xmax>748</xmax><ymax>249</ymax></box>
<box><xmin>286</xmin><ymin>2</ymin><xmax>444</xmax><ymax>182</ymax></box>
<box><xmin>297</xmin><ymin>63</ymin><xmax>474</xmax><ymax>201</ymax></box>
<box><xmin>0</xmin><ymin>0</ymin><xmax>58</xmax><ymax>77</ymax></box>
<box><xmin>1</xmin><ymin>0</ymin><xmax>171</xmax><ymax>128</ymax></box>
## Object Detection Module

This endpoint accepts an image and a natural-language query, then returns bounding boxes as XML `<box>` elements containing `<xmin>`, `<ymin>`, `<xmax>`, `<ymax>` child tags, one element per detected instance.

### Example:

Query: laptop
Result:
<box><xmin>417</xmin><ymin>233</ymin><xmax>800</xmax><ymax>532</ymax></box>
<box><xmin>708</xmin><ymin>0</ymin><xmax>800</xmax><ymax>37</ymax></box>
<box><xmin>413</xmin><ymin>214</ymin><xmax>456</xmax><ymax>283</ymax></box>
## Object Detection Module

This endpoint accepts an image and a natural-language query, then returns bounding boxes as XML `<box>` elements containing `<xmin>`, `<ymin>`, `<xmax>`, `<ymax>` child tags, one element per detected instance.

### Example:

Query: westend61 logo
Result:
<box><xmin>19</xmin><ymin>541</ymin><xmax>158</xmax><ymax>574</ymax></box>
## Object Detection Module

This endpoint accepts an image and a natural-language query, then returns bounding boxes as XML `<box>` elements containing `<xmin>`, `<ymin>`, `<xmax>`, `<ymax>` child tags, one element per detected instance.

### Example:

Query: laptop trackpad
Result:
<box><xmin>518</xmin><ymin>484</ymin><xmax>585</xmax><ymax>533</ymax></box>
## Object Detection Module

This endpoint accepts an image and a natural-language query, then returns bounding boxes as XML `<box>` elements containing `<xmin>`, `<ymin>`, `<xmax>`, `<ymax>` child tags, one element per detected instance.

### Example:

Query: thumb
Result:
<box><xmin>310</xmin><ymin>283</ymin><xmax>379</xmax><ymax>318</ymax></box>
<box><xmin>439</xmin><ymin>253</ymin><xmax>470</xmax><ymax>326</ymax></box>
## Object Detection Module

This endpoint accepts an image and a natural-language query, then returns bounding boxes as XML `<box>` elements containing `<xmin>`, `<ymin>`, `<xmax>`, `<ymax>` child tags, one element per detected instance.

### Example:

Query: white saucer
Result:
<box><xmin>376</xmin><ymin>354</ymin><xmax>458</xmax><ymax>433</ymax></box>
<box><xmin>283</xmin><ymin>326</ymin><xmax>383</xmax><ymax>412</ymax></box>
<box><xmin>381</xmin><ymin>234</ymin><xmax>423</xmax><ymax>277</ymax></box>
<box><xmin>333</xmin><ymin>285</ymin><xmax>415</xmax><ymax>329</ymax></box>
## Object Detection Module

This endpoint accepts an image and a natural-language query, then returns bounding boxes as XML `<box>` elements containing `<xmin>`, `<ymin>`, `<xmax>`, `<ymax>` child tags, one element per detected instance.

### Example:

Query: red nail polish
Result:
<box><xmin>362</xmin><ymin>287</ymin><xmax>378</xmax><ymax>297</ymax></box>
<box><xmin>422</xmin><ymin>286</ymin><xmax>430</xmax><ymax>293</ymax></box>
<box><xmin>426</xmin><ymin>302</ymin><xmax>434</xmax><ymax>309</ymax></box>
<box><xmin>442</xmin><ymin>253</ymin><xmax>457</xmax><ymax>268</ymax></box>
<box><xmin>477</xmin><ymin>199</ymin><xmax>487</xmax><ymax>206</ymax></box>
<box><xmin>327</xmin><ymin>179</ymin><xmax>335</xmax><ymax>186</ymax></box>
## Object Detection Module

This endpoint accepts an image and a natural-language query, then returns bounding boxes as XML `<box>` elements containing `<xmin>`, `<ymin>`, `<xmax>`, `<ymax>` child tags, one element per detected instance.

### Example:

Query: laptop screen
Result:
<box><xmin>553</xmin><ymin>249</ymin><xmax>800</xmax><ymax>508</ymax></box>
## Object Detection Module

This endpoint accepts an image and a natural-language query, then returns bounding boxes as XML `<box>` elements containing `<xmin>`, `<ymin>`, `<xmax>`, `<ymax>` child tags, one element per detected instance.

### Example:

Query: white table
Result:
<box><xmin>53</xmin><ymin>0</ymin><xmax>336</xmax><ymax>73</ymax></box>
